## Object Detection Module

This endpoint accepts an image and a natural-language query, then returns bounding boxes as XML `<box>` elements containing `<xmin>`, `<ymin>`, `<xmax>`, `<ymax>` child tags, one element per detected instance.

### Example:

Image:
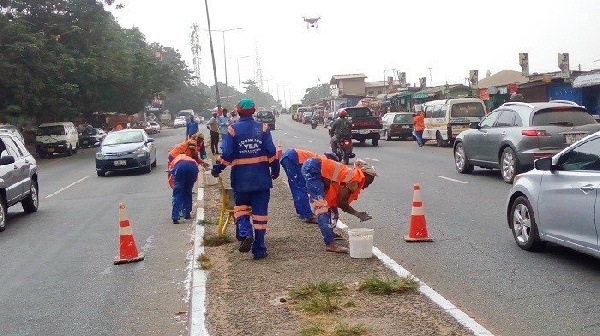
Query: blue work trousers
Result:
<box><xmin>301</xmin><ymin>158</ymin><xmax>334</xmax><ymax>245</ymax></box>
<box><xmin>234</xmin><ymin>189</ymin><xmax>270</xmax><ymax>258</ymax></box>
<box><xmin>414</xmin><ymin>130</ymin><xmax>424</xmax><ymax>146</ymax></box>
<box><xmin>171</xmin><ymin>160</ymin><xmax>198</xmax><ymax>221</ymax></box>
<box><xmin>280</xmin><ymin>156</ymin><xmax>312</xmax><ymax>219</ymax></box>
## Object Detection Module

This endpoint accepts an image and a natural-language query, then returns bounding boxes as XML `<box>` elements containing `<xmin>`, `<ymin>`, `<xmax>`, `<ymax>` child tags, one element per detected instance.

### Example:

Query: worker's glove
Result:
<box><xmin>211</xmin><ymin>165</ymin><xmax>221</xmax><ymax>178</ymax></box>
<box><xmin>356</xmin><ymin>211</ymin><xmax>372</xmax><ymax>222</ymax></box>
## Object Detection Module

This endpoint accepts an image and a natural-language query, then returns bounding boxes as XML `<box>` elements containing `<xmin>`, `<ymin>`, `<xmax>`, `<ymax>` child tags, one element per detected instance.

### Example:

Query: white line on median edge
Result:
<box><xmin>438</xmin><ymin>175</ymin><xmax>469</xmax><ymax>184</ymax></box>
<box><xmin>45</xmin><ymin>176</ymin><xmax>89</xmax><ymax>198</ymax></box>
<box><xmin>190</xmin><ymin>187</ymin><xmax>209</xmax><ymax>336</ymax></box>
<box><xmin>336</xmin><ymin>221</ymin><xmax>493</xmax><ymax>336</ymax></box>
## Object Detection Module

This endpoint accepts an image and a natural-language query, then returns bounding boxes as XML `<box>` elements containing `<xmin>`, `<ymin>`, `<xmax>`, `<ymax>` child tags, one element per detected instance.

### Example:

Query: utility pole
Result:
<box><xmin>203</xmin><ymin>0</ymin><xmax>221</xmax><ymax>112</ymax></box>
<box><xmin>205</xmin><ymin>27</ymin><xmax>242</xmax><ymax>108</ymax></box>
<box><xmin>428</xmin><ymin>67</ymin><xmax>433</xmax><ymax>84</ymax></box>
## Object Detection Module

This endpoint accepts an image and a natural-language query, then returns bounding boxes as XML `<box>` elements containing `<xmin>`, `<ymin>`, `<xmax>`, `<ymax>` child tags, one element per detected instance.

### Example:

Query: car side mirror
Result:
<box><xmin>534</xmin><ymin>156</ymin><xmax>553</xmax><ymax>171</ymax></box>
<box><xmin>0</xmin><ymin>155</ymin><xmax>16</xmax><ymax>165</ymax></box>
<box><xmin>469</xmin><ymin>122</ymin><xmax>480</xmax><ymax>129</ymax></box>
<box><xmin>146</xmin><ymin>138</ymin><xmax>155</xmax><ymax>143</ymax></box>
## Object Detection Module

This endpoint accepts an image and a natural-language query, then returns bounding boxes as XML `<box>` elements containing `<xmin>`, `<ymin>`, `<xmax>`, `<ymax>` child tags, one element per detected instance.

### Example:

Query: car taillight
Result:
<box><xmin>521</xmin><ymin>129</ymin><xmax>548</xmax><ymax>137</ymax></box>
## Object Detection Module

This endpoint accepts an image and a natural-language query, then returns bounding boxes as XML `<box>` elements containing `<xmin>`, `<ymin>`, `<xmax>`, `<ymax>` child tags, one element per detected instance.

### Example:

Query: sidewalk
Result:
<box><xmin>195</xmin><ymin>173</ymin><xmax>481</xmax><ymax>336</ymax></box>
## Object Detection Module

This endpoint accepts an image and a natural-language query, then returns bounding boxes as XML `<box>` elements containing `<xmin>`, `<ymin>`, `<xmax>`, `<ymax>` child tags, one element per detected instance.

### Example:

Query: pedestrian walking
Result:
<box><xmin>186</xmin><ymin>115</ymin><xmax>199</xmax><ymax>140</ymax></box>
<box><xmin>413</xmin><ymin>107</ymin><xmax>425</xmax><ymax>147</ymax></box>
<box><xmin>211</xmin><ymin>98</ymin><xmax>280</xmax><ymax>260</ymax></box>
<box><xmin>280</xmin><ymin>148</ymin><xmax>338</xmax><ymax>223</ymax></box>
<box><xmin>170</xmin><ymin>153</ymin><xmax>200</xmax><ymax>224</ymax></box>
<box><xmin>217</xmin><ymin>108</ymin><xmax>231</xmax><ymax>140</ymax></box>
<box><xmin>207</xmin><ymin>112</ymin><xmax>220</xmax><ymax>154</ymax></box>
<box><xmin>301</xmin><ymin>157</ymin><xmax>376</xmax><ymax>253</ymax></box>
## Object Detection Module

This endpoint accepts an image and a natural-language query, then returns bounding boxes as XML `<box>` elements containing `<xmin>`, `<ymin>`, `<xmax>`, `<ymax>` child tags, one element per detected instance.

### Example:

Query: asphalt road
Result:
<box><xmin>0</xmin><ymin>128</ymin><xmax>191</xmax><ymax>335</ymax></box>
<box><xmin>274</xmin><ymin>115</ymin><xmax>600</xmax><ymax>336</ymax></box>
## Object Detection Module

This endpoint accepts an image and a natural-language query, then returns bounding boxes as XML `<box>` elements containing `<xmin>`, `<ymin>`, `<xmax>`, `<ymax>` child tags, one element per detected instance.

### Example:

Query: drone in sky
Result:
<box><xmin>303</xmin><ymin>16</ymin><xmax>321</xmax><ymax>29</ymax></box>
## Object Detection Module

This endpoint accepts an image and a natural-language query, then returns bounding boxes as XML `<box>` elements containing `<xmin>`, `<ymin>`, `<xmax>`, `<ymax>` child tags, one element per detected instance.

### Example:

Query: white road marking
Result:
<box><xmin>197</xmin><ymin>188</ymin><xmax>204</xmax><ymax>202</ymax></box>
<box><xmin>45</xmin><ymin>176</ymin><xmax>89</xmax><ymax>198</ymax></box>
<box><xmin>293</xmin><ymin>135</ymin><xmax>298</xmax><ymax>138</ymax></box>
<box><xmin>438</xmin><ymin>175</ymin><xmax>468</xmax><ymax>184</ymax></box>
<box><xmin>190</xmin><ymin>186</ymin><xmax>209</xmax><ymax>336</ymax></box>
<box><xmin>336</xmin><ymin>220</ymin><xmax>492</xmax><ymax>335</ymax></box>
<box><xmin>369</xmin><ymin>158</ymin><xmax>380</xmax><ymax>162</ymax></box>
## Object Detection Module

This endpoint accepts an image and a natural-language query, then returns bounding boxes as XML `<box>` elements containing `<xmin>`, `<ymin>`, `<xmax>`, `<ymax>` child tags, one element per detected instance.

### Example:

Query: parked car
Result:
<box><xmin>382</xmin><ymin>112</ymin><xmax>414</xmax><ymax>140</ymax></box>
<box><xmin>255</xmin><ymin>111</ymin><xmax>276</xmax><ymax>130</ymax></box>
<box><xmin>0</xmin><ymin>133</ymin><xmax>39</xmax><ymax>231</ymax></box>
<box><xmin>422</xmin><ymin>98</ymin><xmax>487</xmax><ymax>146</ymax></box>
<box><xmin>78</xmin><ymin>128</ymin><xmax>106</xmax><ymax>148</ymax></box>
<box><xmin>0</xmin><ymin>124</ymin><xmax>25</xmax><ymax>145</ymax></box>
<box><xmin>95</xmin><ymin>129</ymin><xmax>157</xmax><ymax>177</ymax></box>
<box><xmin>453</xmin><ymin>101</ymin><xmax>600</xmax><ymax>183</ymax></box>
<box><xmin>173</xmin><ymin>117</ymin><xmax>186</xmax><ymax>128</ymax></box>
<box><xmin>35</xmin><ymin>122</ymin><xmax>79</xmax><ymax>158</ymax></box>
<box><xmin>302</xmin><ymin>111</ymin><xmax>313</xmax><ymax>124</ymax></box>
<box><xmin>506</xmin><ymin>130</ymin><xmax>600</xmax><ymax>258</ymax></box>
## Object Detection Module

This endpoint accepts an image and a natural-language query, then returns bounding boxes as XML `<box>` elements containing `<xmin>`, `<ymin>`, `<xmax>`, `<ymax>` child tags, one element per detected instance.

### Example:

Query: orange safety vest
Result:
<box><xmin>168</xmin><ymin>154</ymin><xmax>198</xmax><ymax>188</ymax></box>
<box><xmin>294</xmin><ymin>149</ymin><xmax>320</xmax><ymax>164</ymax></box>
<box><xmin>320</xmin><ymin>158</ymin><xmax>357</xmax><ymax>183</ymax></box>
<box><xmin>169</xmin><ymin>140</ymin><xmax>199</xmax><ymax>166</ymax></box>
<box><xmin>324</xmin><ymin>169</ymin><xmax>365</xmax><ymax>207</ymax></box>
<box><xmin>413</xmin><ymin>114</ymin><xmax>425</xmax><ymax>131</ymax></box>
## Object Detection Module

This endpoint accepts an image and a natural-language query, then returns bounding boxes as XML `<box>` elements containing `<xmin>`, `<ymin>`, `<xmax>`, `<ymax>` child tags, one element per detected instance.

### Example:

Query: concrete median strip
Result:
<box><xmin>190</xmin><ymin>185</ymin><xmax>210</xmax><ymax>336</ymax></box>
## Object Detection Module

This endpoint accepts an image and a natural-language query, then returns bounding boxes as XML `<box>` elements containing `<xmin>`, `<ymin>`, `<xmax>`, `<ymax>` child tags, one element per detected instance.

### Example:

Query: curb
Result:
<box><xmin>336</xmin><ymin>221</ymin><xmax>493</xmax><ymax>336</ymax></box>
<box><xmin>190</xmin><ymin>185</ymin><xmax>209</xmax><ymax>336</ymax></box>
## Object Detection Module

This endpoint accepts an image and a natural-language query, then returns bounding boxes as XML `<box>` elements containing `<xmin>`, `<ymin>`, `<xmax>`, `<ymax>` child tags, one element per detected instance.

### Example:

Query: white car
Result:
<box><xmin>148</xmin><ymin>121</ymin><xmax>161</xmax><ymax>134</ymax></box>
<box><xmin>173</xmin><ymin>117</ymin><xmax>186</xmax><ymax>128</ymax></box>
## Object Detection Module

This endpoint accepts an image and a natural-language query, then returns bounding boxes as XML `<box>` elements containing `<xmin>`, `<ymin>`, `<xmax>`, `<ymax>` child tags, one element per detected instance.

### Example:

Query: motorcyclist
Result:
<box><xmin>329</xmin><ymin>110</ymin><xmax>352</xmax><ymax>153</ymax></box>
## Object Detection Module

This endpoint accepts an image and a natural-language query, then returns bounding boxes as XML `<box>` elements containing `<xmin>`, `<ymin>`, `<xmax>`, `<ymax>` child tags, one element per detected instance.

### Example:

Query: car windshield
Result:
<box><xmin>37</xmin><ymin>125</ymin><xmax>65</xmax><ymax>136</ymax></box>
<box><xmin>81</xmin><ymin>128</ymin><xmax>97</xmax><ymax>136</ymax></box>
<box><xmin>258</xmin><ymin>112</ymin><xmax>273</xmax><ymax>117</ymax></box>
<box><xmin>103</xmin><ymin>131</ymin><xmax>144</xmax><ymax>145</ymax></box>
<box><xmin>532</xmin><ymin>109</ymin><xmax>596</xmax><ymax>127</ymax></box>
<box><xmin>347</xmin><ymin>108</ymin><xmax>372</xmax><ymax>118</ymax></box>
<box><xmin>393</xmin><ymin>114</ymin><xmax>413</xmax><ymax>123</ymax></box>
<box><xmin>450</xmin><ymin>103</ymin><xmax>486</xmax><ymax>118</ymax></box>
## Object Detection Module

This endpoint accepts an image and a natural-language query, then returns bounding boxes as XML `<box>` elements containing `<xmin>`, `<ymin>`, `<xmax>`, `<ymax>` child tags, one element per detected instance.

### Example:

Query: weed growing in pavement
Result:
<box><xmin>332</xmin><ymin>323</ymin><xmax>367</xmax><ymax>336</ymax></box>
<box><xmin>197</xmin><ymin>253</ymin><xmax>213</xmax><ymax>270</ymax></box>
<box><xmin>203</xmin><ymin>234</ymin><xmax>233</xmax><ymax>247</ymax></box>
<box><xmin>198</xmin><ymin>218</ymin><xmax>216</xmax><ymax>226</ymax></box>
<box><xmin>358</xmin><ymin>274</ymin><xmax>419</xmax><ymax>295</ymax></box>
<box><xmin>290</xmin><ymin>281</ymin><xmax>349</xmax><ymax>314</ymax></box>
<box><xmin>298</xmin><ymin>324</ymin><xmax>323</xmax><ymax>336</ymax></box>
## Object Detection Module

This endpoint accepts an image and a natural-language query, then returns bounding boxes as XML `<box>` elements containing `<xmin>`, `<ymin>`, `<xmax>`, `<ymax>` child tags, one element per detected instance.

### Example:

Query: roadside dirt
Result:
<box><xmin>200</xmin><ymin>172</ymin><xmax>473</xmax><ymax>336</ymax></box>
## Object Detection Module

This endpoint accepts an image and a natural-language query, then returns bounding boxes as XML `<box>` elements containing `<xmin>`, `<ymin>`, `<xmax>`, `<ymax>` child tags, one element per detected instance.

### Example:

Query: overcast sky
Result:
<box><xmin>108</xmin><ymin>0</ymin><xmax>600</xmax><ymax>107</ymax></box>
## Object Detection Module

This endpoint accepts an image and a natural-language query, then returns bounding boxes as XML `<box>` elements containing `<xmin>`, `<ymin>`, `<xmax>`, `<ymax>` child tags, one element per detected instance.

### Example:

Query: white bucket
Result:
<box><xmin>203</xmin><ymin>171</ymin><xmax>218</xmax><ymax>186</ymax></box>
<box><xmin>348</xmin><ymin>228</ymin><xmax>374</xmax><ymax>259</ymax></box>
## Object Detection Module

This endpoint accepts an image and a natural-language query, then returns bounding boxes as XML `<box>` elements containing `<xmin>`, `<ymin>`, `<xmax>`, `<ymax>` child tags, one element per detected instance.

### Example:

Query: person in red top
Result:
<box><xmin>413</xmin><ymin>108</ymin><xmax>425</xmax><ymax>147</ymax></box>
<box><xmin>301</xmin><ymin>157</ymin><xmax>377</xmax><ymax>253</ymax></box>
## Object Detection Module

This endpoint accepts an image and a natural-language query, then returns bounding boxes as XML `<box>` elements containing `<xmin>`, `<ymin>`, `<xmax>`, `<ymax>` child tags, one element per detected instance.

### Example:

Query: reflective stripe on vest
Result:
<box><xmin>321</xmin><ymin>159</ymin><xmax>353</xmax><ymax>183</ymax></box>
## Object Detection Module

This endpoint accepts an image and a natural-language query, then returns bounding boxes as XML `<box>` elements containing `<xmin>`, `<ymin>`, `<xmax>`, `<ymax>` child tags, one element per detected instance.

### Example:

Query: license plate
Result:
<box><xmin>402</xmin><ymin>125</ymin><xmax>410</xmax><ymax>129</ymax></box>
<box><xmin>359</xmin><ymin>129</ymin><xmax>370</xmax><ymax>134</ymax></box>
<box><xmin>565</xmin><ymin>133</ymin><xmax>586</xmax><ymax>144</ymax></box>
<box><xmin>47</xmin><ymin>148</ymin><xmax>54</xmax><ymax>152</ymax></box>
<box><xmin>114</xmin><ymin>160</ymin><xmax>127</xmax><ymax>166</ymax></box>
<box><xmin>82</xmin><ymin>141</ymin><xmax>88</xmax><ymax>145</ymax></box>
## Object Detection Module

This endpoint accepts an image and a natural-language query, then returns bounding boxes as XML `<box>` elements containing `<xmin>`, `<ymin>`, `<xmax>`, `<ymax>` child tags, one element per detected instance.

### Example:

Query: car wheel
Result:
<box><xmin>454</xmin><ymin>142</ymin><xmax>474</xmax><ymax>174</ymax></box>
<box><xmin>0</xmin><ymin>194</ymin><xmax>6</xmax><ymax>232</ymax></box>
<box><xmin>73</xmin><ymin>145</ymin><xmax>78</xmax><ymax>154</ymax></box>
<box><xmin>372</xmin><ymin>137</ymin><xmax>379</xmax><ymax>147</ymax></box>
<box><xmin>67</xmin><ymin>145</ymin><xmax>73</xmax><ymax>156</ymax></box>
<box><xmin>509</xmin><ymin>195</ymin><xmax>545</xmax><ymax>251</ymax></box>
<box><xmin>436</xmin><ymin>132</ymin><xmax>448</xmax><ymax>147</ymax></box>
<box><xmin>151</xmin><ymin>158</ymin><xmax>157</xmax><ymax>168</ymax></box>
<box><xmin>97</xmin><ymin>170</ymin><xmax>106</xmax><ymax>177</ymax></box>
<box><xmin>144</xmin><ymin>163</ymin><xmax>152</xmax><ymax>174</ymax></box>
<box><xmin>501</xmin><ymin>147</ymin><xmax>519</xmax><ymax>184</ymax></box>
<box><xmin>22</xmin><ymin>180</ymin><xmax>39</xmax><ymax>213</ymax></box>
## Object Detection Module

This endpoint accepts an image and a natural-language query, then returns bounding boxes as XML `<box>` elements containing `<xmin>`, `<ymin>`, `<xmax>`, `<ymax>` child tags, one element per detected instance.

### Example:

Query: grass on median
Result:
<box><xmin>358</xmin><ymin>274</ymin><xmax>419</xmax><ymax>295</ymax></box>
<box><xmin>198</xmin><ymin>218</ymin><xmax>217</xmax><ymax>226</ymax></box>
<box><xmin>203</xmin><ymin>233</ymin><xmax>233</xmax><ymax>247</ymax></box>
<box><xmin>298</xmin><ymin>323</ymin><xmax>366</xmax><ymax>336</ymax></box>
<box><xmin>197</xmin><ymin>253</ymin><xmax>213</xmax><ymax>270</ymax></box>
<box><xmin>290</xmin><ymin>281</ymin><xmax>349</xmax><ymax>314</ymax></box>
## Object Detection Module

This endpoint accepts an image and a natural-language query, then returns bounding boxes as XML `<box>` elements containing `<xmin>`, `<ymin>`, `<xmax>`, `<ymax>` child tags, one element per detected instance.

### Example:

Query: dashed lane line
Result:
<box><xmin>45</xmin><ymin>176</ymin><xmax>89</xmax><ymax>199</ymax></box>
<box><xmin>438</xmin><ymin>175</ymin><xmax>468</xmax><ymax>184</ymax></box>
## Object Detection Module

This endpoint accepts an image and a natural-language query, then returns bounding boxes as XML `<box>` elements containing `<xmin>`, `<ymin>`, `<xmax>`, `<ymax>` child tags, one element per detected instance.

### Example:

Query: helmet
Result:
<box><xmin>338</xmin><ymin>110</ymin><xmax>348</xmax><ymax>118</ymax></box>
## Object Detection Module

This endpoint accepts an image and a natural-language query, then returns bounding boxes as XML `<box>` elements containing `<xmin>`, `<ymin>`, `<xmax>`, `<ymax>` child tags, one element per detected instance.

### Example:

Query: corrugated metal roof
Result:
<box><xmin>477</xmin><ymin>70</ymin><xmax>528</xmax><ymax>89</ymax></box>
<box><xmin>330</xmin><ymin>74</ymin><xmax>367</xmax><ymax>84</ymax></box>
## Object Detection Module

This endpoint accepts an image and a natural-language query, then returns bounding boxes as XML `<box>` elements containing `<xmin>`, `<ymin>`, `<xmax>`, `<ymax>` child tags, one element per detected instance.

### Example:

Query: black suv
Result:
<box><xmin>255</xmin><ymin>111</ymin><xmax>276</xmax><ymax>130</ymax></box>
<box><xmin>0</xmin><ymin>133</ymin><xmax>39</xmax><ymax>231</ymax></box>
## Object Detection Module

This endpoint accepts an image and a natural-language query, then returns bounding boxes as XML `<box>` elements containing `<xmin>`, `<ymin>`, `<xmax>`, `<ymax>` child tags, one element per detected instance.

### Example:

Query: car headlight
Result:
<box><xmin>96</xmin><ymin>152</ymin><xmax>105</xmax><ymax>159</ymax></box>
<box><xmin>134</xmin><ymin>147</ymin><xmax>148</xmax><ymax>157</ymax></box>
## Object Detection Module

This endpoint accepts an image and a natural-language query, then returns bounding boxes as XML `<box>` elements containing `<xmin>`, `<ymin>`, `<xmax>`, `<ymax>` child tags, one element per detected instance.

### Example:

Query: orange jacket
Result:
<box><xmin>169</xmin><ymin>140</ymin><xmax>200</xmax><ymax>165</ymax></box>
<box><xmin>324</xmin><ymin>170</ymin><xmax>365</xmax><ymax>207</ymax></box>
<box><xmin>295</xmin><ymin>149</ymin><xmax>320</xmax><ymax>164</ymax></box>
<box><xmin>319</xmin><ymin>157</ymin><xmax>366</xmax><ymax>207</ymax></box>
<box><xmin>168</xmin><ymin>154</ymin><xmax>198</xmax><ymax>188</ymax></box>
<box><xmin>413</xmin><ymin>114</ymin><xmax>425</xmax><ymax>131</ymax></box>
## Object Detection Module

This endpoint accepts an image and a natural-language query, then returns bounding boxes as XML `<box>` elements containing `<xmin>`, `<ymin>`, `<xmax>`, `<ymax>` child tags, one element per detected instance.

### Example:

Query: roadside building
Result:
<box><xmin>477</xmin><ymin>70</ymin><xmax>528</xmax><ymax>111</ymax></box>
<box><xmin>330</xmin><ymin>74</ymin><xmax>367</xmax><ymax>109</ymax></box>
<box><xmin>411</xmin><ymin>84</ymin><xmax>472</xmax><ymax>107</ymax></box>
<box><xmin>572</xmin><ymin>71</ymin><xmax>600</xmax><ymax>116</ymax></box>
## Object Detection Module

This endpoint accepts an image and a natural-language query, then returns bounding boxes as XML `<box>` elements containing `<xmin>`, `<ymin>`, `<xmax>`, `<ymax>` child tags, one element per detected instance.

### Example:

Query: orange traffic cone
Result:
<box><xmin>114</xmin><ymin>203</ymin><xmax>145</xmax><ymax>264</ymax></box>
<box><xmin>404</xmin><ymin>184</ymin><xmax>433</xmax><ymax>242</ymax></box>
<box><xmin>276</xmin><ymin>141</ymin><xmax>283</xmax><ymax>159</ymax></box>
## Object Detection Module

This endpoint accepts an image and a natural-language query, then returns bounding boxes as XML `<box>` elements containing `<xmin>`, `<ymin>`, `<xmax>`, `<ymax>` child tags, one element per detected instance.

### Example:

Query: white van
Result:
<box><xmin>36</xmin><ymin>122</ymin><xmax>79</xmax><ymax>158</ymax></box>
<box><xmin>422</xmin><ymin>98</ymin><xmax>486</xmax><ymax>146</ymax></box>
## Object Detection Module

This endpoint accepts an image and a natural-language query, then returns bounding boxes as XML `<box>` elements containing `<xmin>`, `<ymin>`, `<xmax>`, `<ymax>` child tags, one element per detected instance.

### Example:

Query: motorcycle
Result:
<box><xmin>310</xmin><ymin>116</ymin><xmax>319</xmax><ymax>129</ymax></box>
<box><xmin>335</xmin><ymin>136</ymin><xmax>355</xmax><ymax>165</ymax></box>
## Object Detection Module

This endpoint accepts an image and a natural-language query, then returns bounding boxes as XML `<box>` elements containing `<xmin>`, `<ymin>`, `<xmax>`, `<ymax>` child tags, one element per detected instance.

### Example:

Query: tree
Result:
<box><xmin>301</xmin><ymin>83</ymin><xmax>330</xmax><ymax>106</ymax></box>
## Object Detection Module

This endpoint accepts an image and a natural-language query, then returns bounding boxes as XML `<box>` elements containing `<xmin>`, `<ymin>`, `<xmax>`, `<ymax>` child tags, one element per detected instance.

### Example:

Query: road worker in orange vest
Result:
<box><xmin>167</xmin><ymin>140</ymin><xmax>209</xmax><ymax>187</ymax></box>
<box><xmin>170</xmin><ymin>153</ymin><xmax>200</xmax><ymax>224</ymax></box>
<box><xmin>301</xmin><ymin>157</ymin><xmax>376</xmax><ymax>253</ymax></box>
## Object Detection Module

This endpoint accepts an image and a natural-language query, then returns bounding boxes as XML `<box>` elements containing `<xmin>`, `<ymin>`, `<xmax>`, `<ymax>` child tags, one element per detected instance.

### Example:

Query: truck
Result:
<box><xmin>334</xmin><ymin>106</ymin><xmax>384</xmax><ymax>147</ymax></box>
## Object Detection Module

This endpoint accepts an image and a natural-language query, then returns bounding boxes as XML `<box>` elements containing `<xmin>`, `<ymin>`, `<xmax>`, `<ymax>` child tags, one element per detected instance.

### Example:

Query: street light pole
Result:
<box><xmin>237</xmin><ymin>55</ymin><xmax>249</xmax><ymax>89</ymax></box>
<box><xmin>203</xmin><ymin>0</ymin><xmax>221</xmax><ymax>112</ymax></box>
<box><xmin>205</xmin><ymin>27</ymin><xmax>242</xmax><ymax>108</ymax></box>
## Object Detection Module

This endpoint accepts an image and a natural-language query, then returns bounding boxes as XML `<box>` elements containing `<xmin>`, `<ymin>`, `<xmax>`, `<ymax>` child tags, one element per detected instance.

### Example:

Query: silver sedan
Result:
<box><xmin>507</xmin><ymin>131</ymin><xmax>600</xmax><ymax>258</ymax></box>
